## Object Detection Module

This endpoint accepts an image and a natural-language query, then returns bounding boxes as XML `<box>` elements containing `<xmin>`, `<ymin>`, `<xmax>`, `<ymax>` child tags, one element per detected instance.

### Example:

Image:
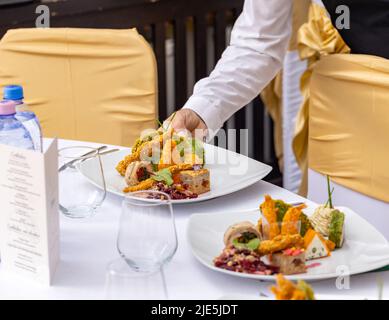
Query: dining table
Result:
<box><xmin>0</xmin><ymin>138</ymin><xmax>388</xmax><ymax>300</ymax></box>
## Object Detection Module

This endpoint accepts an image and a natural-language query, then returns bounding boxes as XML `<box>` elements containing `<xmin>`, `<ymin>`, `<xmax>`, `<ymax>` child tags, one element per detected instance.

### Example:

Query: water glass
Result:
<box><xmin>105</xmin><ymin>258</ymin><xmax>168</xmax><ymax>300</ymax></box>
<box><xmin>117</xmin><ymin>191</ymin><xmax>178</xmax><ymax>272</ymax></box>
<box><xmin>58</xmin><ymin>146</ymin><xmax>106</xmax><ymax>218</ymax></box>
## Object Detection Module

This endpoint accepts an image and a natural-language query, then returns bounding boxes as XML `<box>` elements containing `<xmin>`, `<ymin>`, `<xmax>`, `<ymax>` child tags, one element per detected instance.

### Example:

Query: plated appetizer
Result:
<box><xmin>213</xmin><ymin>180</ymin><xmax>346</xmax><ymax>276</ymax></box>
<box><xmin>116</xmin><ymin>126</ymin><xmax>210</xmax><ymax>200</ymax></box>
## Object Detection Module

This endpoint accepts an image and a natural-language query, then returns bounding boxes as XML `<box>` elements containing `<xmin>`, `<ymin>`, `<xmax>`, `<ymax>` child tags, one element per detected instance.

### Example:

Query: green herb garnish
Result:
<box><xmin>325</xmin><ymin>175</ymin><xmax>334</xmax><ymax>209</ymax></box>
<box><xmin>151</xmin><ymin>168</ymin><xmax>173</xmax><ymax>186</ymax></box>
<box><xmin>157</xmin><ymin>112</ymin><xmax>177</xmax><ymax>132</ymax></box>
<box><xmin>169</xmin><ymin>112</ymin><xmax>177</xmax><ymax>128</ymax></box>
<box><xmin>156</xmin><ymin>118</ymin><xmax>163</xmax><ymax>128</ymax></box>
<box><xmin>232</xmin><ymin>238</ymin><xmax>260</xmax><ymax>251</ymax></box>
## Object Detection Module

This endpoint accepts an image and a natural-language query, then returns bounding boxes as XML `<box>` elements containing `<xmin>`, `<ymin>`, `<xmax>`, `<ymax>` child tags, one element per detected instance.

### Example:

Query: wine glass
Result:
<box><xmin>116</xmin><ymin>191</ymin><xmax>178</xmax><ymax>272</ymax></box>
<box><xmin>58</xmin><ymin>146</ymin><xmax>106</xmax><ymax>218</ymax></box>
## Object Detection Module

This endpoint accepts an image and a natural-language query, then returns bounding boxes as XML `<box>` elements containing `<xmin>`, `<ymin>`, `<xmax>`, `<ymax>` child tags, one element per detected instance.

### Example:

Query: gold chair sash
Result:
<box><xmin>293</xmin><ymin>3</ymin><xmax>350</xmax><ymax>195</ymax></box>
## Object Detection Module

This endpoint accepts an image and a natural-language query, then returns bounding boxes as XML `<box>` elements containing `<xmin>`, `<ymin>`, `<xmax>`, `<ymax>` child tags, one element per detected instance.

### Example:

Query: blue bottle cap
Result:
<box><xmin>3</xmin><ymin>85</ymin><xmax>24</xmax><ymax>101</ymax></box>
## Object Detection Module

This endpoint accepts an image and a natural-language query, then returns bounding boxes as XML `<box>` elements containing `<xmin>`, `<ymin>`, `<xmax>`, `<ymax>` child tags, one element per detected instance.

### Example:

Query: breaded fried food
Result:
<box><xmin>168</xmin><ymin>163</ymin><xmax>194</xmax><ymax>174</ymax></box>
<box><xmin>271</xmin><ymin>274</ymin><xmax>299</xmax><ymax>300</ymax></box>
<box><xmin>260</xmin><ymin>195</ymin><xmax>279</xmax><ymax>239</ymax></box>
<box><xmin>116</xmin><ymin>152</ymin><xmax>141</xmax><ymax>177</ymax></box>
<box><xmin>281</xmin><ymin>204</ymin><xmax>307</xmax><ymax>235</ymax></box>
<box><xmin>131</xmin><ymin>139</ymin><xmax>147</xmax><ymax>155</ymax></box>
<box><xmin>123</xmin><ymin>179</ymin><xmax>156</xmax><ymax>193</ymax></box>
<box><xmin>257</xmin><ymin>234</ymin><xmax>304</xmax><ymax>256</ymax></box>
<box><xmin>116</xmin><ymin>135</ymin><xmax>163</xmax><ymax>176</ymax></box>
<box><xmin>271</xmin><ymin>274</ymin><xmax>315</xmax><ymax>300</ymax></box>
<box><xmin>123</xmin><ymin>163</ymin><xmax>193</xmax><ymax>193</ymax></box>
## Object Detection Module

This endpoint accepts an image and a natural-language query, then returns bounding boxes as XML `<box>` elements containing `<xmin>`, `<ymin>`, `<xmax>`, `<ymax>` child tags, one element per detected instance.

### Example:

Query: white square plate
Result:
<box><xmin>188</xmin><ymin>206</ymin><xmax>389</xmax><ymax>281</ymax></box>
<box><xmin>77</xmin><ymin>144</ymin><xmax>272</xmax><ymax>204</ymax></box>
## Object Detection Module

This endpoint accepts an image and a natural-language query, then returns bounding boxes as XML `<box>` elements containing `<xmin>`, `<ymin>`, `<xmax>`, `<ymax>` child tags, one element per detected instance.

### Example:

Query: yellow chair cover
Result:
<box><xmin>0</xmin><ymin>28</ymin><xmax>157</xmax><ymax>147</ymax></box>
<box><xmin>309</xmin><ymin>54</ymin><xmax>389</xmax><ymax>203</ymax></box>
<box><xmin>289</xmin><ymin>0</ymin><xmax>311</xmax><ymax>52</ymax></box>
<box><xmin>293</xmin><ymin>3</ymin><xmax>350</xmax><ymax>195</ymax></box>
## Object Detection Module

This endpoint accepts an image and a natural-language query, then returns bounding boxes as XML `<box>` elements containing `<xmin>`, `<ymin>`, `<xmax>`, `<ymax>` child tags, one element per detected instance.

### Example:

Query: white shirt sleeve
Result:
<box><xmin>183</xmin><ymin>0</ymin><xmax>293</xmax><ymax>134</ymax></box>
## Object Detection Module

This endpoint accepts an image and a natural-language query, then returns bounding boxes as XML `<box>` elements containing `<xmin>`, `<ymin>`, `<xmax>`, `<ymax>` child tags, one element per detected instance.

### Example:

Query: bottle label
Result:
<box><xmin>22</xmin><ymin>119</ymin><xmax>42</xmax><ymax>152</ymax></box>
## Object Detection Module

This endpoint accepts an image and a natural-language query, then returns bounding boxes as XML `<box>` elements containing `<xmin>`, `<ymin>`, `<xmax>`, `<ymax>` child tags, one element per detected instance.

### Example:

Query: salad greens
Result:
<box><xmin>232</xmin><ymin>237</ymin><xmax>261</xmax><ymax>251</ymax></box>
<box><xmin>151</xmin><ymin>168</ymin><xmax>173</xmax><ymax>186</ymax></box>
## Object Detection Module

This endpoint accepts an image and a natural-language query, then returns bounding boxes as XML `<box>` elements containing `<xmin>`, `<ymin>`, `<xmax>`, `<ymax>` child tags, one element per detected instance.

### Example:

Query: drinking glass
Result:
<box><xmin>105</xmin><ymin>259</ymin><xmax>168</xmax><ymax>300</ymax></box>
<box><xmin>117</xmin><ymin>191</ymin><xmax>178</xmax><ymax>272</ymax></box>
<box><xmin>58</xmin><ymin>146</ymin><xmax>106</xmax><ymax>218</ymax></box>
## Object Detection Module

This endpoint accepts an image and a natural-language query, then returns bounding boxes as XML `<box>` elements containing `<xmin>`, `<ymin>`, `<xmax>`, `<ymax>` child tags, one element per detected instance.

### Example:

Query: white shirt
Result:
<box><xmin>183</xmin><ymin>0</ymin><xmax>293</xmax><ymax>135</ymax></box>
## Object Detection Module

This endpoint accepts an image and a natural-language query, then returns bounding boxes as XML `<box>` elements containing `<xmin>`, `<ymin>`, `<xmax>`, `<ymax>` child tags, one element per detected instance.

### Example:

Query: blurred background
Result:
<box><xmin>0</xmin><ymin>0</ymin><xmax>281</xmax><ymax>185</ymax></box>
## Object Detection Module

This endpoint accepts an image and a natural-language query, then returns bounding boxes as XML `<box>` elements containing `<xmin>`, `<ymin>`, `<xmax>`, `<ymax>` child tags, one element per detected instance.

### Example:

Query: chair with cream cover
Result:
<box><xmin>294</xmin><ymin>3</ymin><xmax>389</xmax><ymax>239</ymax></box>
<box><xmin>307</xmin><ymin>54</ymin><xmax>389</xmax><ymax>240</ymax></box>
<box><xmin>0</xmin><ymin>28</ymin><xmax>157</xmax><ymax>147</ymax></box>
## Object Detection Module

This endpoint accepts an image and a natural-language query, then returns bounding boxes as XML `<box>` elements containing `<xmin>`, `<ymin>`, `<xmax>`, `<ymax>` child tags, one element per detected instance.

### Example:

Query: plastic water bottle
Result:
<box><xmin>3</xmin><ymin>85</ymin><xmax>42</xmax><ymax>152</ymax></box>
<box><xmin>0</xmin><ymin>101</ymin><xmax>34</xmax><ymax>150</ymax></box>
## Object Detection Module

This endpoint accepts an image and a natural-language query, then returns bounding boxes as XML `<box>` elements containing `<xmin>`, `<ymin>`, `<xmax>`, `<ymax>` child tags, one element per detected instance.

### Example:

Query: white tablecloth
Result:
<box><xmin>0</xmin><ymin>139</ymin><xmax>388</xmax><ymax>300</ymax></box>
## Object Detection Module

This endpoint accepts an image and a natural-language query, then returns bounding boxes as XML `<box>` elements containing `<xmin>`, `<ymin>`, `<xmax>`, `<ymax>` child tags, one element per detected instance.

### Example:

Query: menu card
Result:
<box><xmin>0</xmin><ymin>139</ymin><xmax>60</xmax><ymax>285</ymax></box>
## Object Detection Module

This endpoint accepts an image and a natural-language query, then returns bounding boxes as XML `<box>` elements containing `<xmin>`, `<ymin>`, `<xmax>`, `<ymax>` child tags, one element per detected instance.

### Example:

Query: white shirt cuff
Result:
<box><xmin>183</xmin><ymin>96</ymin><xmax>224</xmax><ymax>138</ymax></box>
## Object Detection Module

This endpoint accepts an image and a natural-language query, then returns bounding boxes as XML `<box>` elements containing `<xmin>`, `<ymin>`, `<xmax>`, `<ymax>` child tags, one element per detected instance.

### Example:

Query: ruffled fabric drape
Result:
<box><xmin>293</xmin><ymin>3</ymin><xmax>350</xmax><ymax>195</ymax></box>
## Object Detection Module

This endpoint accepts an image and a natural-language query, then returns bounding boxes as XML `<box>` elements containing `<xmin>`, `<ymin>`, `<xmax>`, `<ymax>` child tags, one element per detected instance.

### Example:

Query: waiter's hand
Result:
<box><xmin>169</xmin><ymin>109</ymin><xmax>207</xmax><ymax>138</ymax></box>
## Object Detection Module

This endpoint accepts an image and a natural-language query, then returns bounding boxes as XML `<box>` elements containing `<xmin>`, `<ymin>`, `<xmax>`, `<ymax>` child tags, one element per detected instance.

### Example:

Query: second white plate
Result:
<box><xmin>188</xmin><ymin>206</ymin><xmax>389</xmax><ymax>281</ymax></box>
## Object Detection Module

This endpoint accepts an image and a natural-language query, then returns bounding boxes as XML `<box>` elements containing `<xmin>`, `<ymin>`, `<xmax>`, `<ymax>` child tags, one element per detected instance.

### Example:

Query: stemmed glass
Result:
<box><xmin>58</xmin><ymin>146</ymin><xmax>106</xmax><ymax>218</ymax></box>
<box><xmin>105</xmin><ymin>191</ymin><xmax>178</xmax><ymax>299</ymax></box>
